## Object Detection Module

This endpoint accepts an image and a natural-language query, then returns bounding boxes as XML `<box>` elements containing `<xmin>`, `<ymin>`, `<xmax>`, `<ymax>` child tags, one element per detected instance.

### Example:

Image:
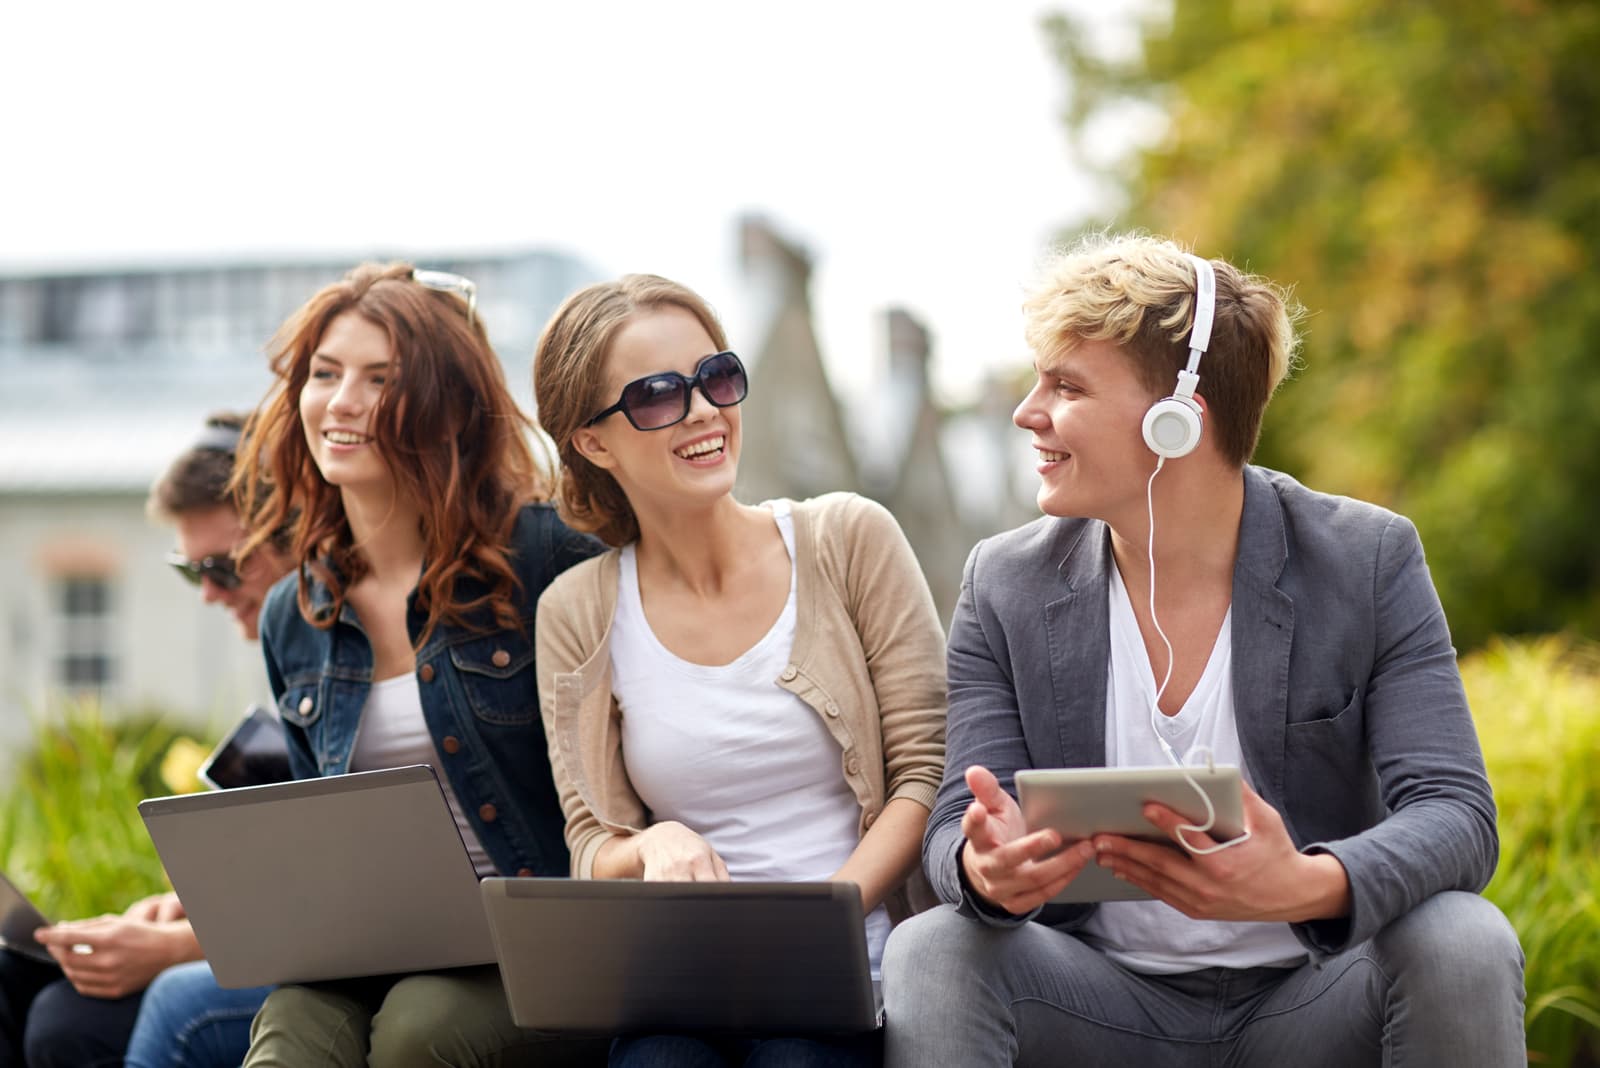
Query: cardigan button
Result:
<box><xmin>479</xmin><ymin>803</ymin><xmax>498</xmax><ymax>823</ymax></box>
<box><xmin>419</xmin><ymin>663</ymin><xmax>436</xmax><ymax>683</ymax></box>
<box><xmin>863</xmin><ymin>811</ymin><xmax>878</xmax><ymax>829</ymax></box>
<box><xmin>441</xmin><ymin>735</ymin><xmax>461</xmax><ymax>755</ymax></box>
<box><xmin>492</xmin><ymin>649</ymin><xmax>511</xmax><ymax>668</ymax></box>
<box><xmin>845</xmin><ymin>755</ymin><xmax>861</xmax><ymax>776</ymax></box>
<box><xmin>824</xmin><ymin>701</ymin><xmax>840</xmax><ymax>717</ymax></box>
<box><xmin>780</xmin><ymin>665</ymin><xmax>798</xmax><ymax>682</ymax></box>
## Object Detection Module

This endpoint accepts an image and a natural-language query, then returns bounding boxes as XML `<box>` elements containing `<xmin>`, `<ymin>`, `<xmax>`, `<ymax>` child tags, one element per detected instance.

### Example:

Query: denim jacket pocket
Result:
<box><xmin>449</xmin><ymin>637</ymin><xmax>537</xmax><ymax>725</ymax></box>
<box><xmin>276</xmin><ymin>675</ymin><xmax>324</xmax><ymax>729</ymax></box>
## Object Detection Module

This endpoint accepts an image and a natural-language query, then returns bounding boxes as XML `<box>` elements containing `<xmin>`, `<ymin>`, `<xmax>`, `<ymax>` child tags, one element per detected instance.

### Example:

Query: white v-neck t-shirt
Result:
<box><xmin>610</xmin><ymin>502</ymin><xmax>891</xmax><ymax>972</ymax></box>
<box><xmin>1077</xmin><ymin>563</ymin><xmax>1307</xmax><ymax>974</ymax></box>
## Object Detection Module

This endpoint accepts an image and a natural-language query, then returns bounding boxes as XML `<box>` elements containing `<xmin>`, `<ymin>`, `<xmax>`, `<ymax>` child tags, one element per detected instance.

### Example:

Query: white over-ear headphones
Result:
<box><xmin>1140</xmin><ymin>253</ymin><xmax>1216</xmax><ymax>459</ymax></box>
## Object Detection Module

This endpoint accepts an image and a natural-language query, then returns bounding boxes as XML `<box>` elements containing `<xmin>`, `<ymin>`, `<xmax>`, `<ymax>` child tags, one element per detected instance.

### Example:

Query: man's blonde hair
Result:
<box><xmin>1023</xmin><ymin>233</ymin><xmax>1299</xmax><ymax>466</ymax></box>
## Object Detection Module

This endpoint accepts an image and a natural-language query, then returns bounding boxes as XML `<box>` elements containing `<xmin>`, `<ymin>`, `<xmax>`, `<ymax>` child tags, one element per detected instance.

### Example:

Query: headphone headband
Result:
<box><xmin>1181</xmin><ymin>253</ymin><xmax>1216</xmax><ymax>367</ymax></box>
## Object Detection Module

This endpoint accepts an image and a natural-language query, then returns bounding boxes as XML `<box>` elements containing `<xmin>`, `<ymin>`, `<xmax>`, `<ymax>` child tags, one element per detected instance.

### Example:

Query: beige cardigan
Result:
<box><xmin>535</xmin><ymin>492</ymin><xmax>947</xmax><ymax>919</ymax></box>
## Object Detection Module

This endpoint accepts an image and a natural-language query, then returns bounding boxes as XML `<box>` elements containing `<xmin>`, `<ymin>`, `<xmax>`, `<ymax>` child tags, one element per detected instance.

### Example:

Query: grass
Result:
<box><xmin>1468</xmin><ymin>636</ymin><xmax>1600</xmax><ymax>1067</ymax></box>
<box><xmin>0</xmin><ymin>696</ymin><xmax>192</xmax><ymax>919</ymax></box>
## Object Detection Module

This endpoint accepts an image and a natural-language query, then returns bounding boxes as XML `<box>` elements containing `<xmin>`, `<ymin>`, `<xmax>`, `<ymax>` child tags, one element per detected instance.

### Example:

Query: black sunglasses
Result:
<box><xmin>166</xmin><ymin>550</ymin><xmax>242</xmax><ymax>590</ymax></box>
<box><xmin>584</xmin><ymin>351</ymin><xmax>749</xmax><ymax>431</ymax></box>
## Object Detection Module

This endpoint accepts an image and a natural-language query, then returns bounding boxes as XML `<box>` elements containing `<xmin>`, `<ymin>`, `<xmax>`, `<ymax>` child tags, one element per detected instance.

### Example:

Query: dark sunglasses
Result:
<box><xmin>166</xmin><ymin>550</ymin><xmax>242</xmax><ymax>590</ymax></box>
<box><xmin>584</xmin><ymin>351</ymin><xmax>748</xmax><ymax>431</ymax></box>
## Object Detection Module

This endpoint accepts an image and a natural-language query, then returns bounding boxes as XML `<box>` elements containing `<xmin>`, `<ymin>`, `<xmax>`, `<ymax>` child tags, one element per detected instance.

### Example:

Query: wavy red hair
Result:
<box><xmin>234</xmin><ymin>262</ymin><xmax>550</xmax><ymax>647</ymax></box>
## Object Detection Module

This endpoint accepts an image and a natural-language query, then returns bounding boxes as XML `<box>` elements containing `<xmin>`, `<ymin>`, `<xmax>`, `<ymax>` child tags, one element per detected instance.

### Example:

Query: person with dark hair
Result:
<box><xmin>1</xmin><ymin>415</ymin><xmax>290</xmax><ymax>1068</ymax></box>
<box><xmin>881</xmin><ymin>234</ymin><xmax>1524</xmax><ymax>1067</ymax></box>
<box><xmin>233</xmin><ymin>263</ymin><xmax>605</xmax><ymax>1066</ymax></box>
<box><xmin>148</xmin><ymin>412</ymin><xmax>293</xmax><ymax>640</ymax></box>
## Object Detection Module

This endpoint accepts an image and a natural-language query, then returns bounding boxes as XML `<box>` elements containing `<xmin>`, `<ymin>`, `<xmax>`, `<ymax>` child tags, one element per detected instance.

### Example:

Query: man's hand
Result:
<box><xmin>960</xmin><ymin>765</ymin><xmax>1096</xmax><ymax>916</ymax></box>
<box><xmin>121</xmin><ymin>891</ymin><xmax>186</xmax><ymax>923</ymax></box>
<box><xmin>1091</xmin><ymin>783</ymin><xmax>1351</xmax><ymax>923</ymax></box>
<box><xmin>634</xmin><ymin>821</ymin><xmax>731</xmax><ymax>882</ymax></box>
<box><xmin>32</xmin><ymin>915</ymin><xmax>201</xmax><ymax>999</ymax></box>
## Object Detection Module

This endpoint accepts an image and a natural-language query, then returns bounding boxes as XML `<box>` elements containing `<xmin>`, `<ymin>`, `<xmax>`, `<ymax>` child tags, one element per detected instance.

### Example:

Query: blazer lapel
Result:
<box><xmin>1231</xmin><ymin>467</ymin><xmax>1295</xmax><ymax>816</ymax></box>
<box><xmin>1043</xmin><ymin>522</ymin><xmax>1111</xmax><ymax>769</ymax></box>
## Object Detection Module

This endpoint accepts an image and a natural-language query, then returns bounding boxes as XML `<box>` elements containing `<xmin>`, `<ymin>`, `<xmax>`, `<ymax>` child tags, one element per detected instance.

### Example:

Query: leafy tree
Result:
<box><xmin>1044</xmin><ymin>0</ymin><xmax>1600</xmax><ymax>651</ymax></box>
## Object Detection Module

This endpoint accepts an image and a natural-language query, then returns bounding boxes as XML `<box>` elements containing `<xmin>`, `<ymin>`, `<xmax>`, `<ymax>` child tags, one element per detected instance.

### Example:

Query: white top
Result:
<box><xmin>611</xmin><ymin>502</ymin><xmax>891</xmax><ymax>972</ymax></box>
<box><xmin>1077</xmin><ymin>563</ymin><xmax>1307</xmax><ymax>974</ymax></box>
<box><xmin>350</xmin><ymin>673</ymin><xmax>495</xmax><ymax>878</ymax></box>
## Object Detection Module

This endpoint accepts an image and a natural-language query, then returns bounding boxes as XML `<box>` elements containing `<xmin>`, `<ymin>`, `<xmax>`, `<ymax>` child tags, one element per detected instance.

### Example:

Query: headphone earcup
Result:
<box><xmin>1142</xmin><ymin>396</ymin><xmax>1203</xmax><ymax>459</ymax></box>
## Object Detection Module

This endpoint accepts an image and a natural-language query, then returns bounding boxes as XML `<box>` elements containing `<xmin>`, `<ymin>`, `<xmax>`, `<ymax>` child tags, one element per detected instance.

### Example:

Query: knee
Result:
<box><xmin>1374</xmin><ymin>892</ymin><xmax>1524</xmax><ymax>996</ymax></box>
<box><xmin>367</xmin><ymin>974</ymin><xmax>494</xmax><ymax>1068</ymax></box>
<box><xmin>883</xmin><ymin>905</ymin><xmax>1000</xmax><ymax>1012</ymax></box>
<box><xmin>22</xmin><ymin>983</ymin><xmax>93</xmax><ymax>1068</ymax></box>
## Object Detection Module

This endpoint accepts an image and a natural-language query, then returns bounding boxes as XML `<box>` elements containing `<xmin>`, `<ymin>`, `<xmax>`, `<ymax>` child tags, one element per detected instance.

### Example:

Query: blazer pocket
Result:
<box><xmin>450</xmin><ymin>641</ymin><xmax>537</xmax><ymax>725</ymax></box>
<box><xmin>1286</xmin><ymin>686</ymin><xmax>1363</xmax><ymax>728</ymax></box>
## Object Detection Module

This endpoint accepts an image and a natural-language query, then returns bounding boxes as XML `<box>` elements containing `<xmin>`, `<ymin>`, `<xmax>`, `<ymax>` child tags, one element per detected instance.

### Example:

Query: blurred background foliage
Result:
<box><xmin>1044</xmin><ymin>0</ymin><xmax>1600</xmax><ymax>652</ymax></box>
<box><xmin>0</xmin><ymin>699</ymin><xmax>193</xmax><ymax>920</ymax></box>
<box><xmin>1469</xmin><ymin>637</ymin><xmax>1600</xmax><ymax>1066</ymax></box>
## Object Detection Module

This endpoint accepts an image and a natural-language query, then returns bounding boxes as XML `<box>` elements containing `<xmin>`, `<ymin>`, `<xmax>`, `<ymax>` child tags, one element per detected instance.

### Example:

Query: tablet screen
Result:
<box><xmin>199</xmin><ymin>704</ymin><xmax>294</xmax><ymax>791</ymax></box>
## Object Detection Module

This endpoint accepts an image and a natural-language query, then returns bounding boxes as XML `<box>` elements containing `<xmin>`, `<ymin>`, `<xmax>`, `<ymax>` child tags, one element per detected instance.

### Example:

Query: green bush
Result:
<box><xmin>1468</xmin><ymin>636</ymin><xmax>1600</xmax><ymax>1067</ymax></box>
<box><xmin>0</xmin><ymin>696</ymin><xmax>192</xmax><ymax>919</ymax></box>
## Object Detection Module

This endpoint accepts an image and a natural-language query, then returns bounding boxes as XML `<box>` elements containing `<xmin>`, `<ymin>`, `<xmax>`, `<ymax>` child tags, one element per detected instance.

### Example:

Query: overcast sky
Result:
<box><xmin>1</xmin><ymin>1</ymin><xmax>1137</xmax><ymax>402</ymax></box>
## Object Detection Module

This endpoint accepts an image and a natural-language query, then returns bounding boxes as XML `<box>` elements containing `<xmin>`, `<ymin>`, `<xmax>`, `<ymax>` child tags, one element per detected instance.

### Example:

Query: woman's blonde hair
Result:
<box><xmin>533</xmin><ymin>274</ymin><xmax>728</xmax><ymax>546</ymax></box>
<box><xmin>1024</xmin><ymin>233</ymin><xmax>1300</xmax><ymax>466</ymax></box>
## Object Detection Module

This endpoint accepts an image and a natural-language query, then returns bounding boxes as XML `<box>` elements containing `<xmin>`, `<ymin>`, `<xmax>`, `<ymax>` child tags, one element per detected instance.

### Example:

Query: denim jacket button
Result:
<box><xmin>478</xmin><ymin>803</ymin><xmax>498</xmax><ymax>823</ymax></box>
<box><xmin>492</xmin><ymin>649</ymin><xmax>511</xmax><ymax>668</ymax></box>
<box><xmin>418</xmin><ymin>663</ymin><xmax>436</xmax><ymax>683</ymax></box>
<box><xmin>298</xmin><ymin>697</ymin><xmax>313</xmax><ymax>715</ymax></box>
<box><xmin>441</xmin><ymin>735</ymin><xmax>461</xmax><ymax>754</ymax></box>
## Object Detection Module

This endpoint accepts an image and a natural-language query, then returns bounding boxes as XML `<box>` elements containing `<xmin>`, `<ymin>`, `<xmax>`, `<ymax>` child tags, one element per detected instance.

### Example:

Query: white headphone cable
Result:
<box><xmin>1145</xmin><ymin>457</ymin><xmax>1252</xmax><ymax>856</ymax></box>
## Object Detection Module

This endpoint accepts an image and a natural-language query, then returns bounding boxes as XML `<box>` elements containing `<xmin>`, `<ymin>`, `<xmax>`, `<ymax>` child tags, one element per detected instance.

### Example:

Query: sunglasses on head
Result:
<box><xmin>584</xmin><ymin>351</ymin><xmax>749</xmax><ymax>431</ymax></box>
<box><xmin>411</xmin><ymin>268</ymin><xmax>478</xmax><ymax>329</ymax></box>
<box><xmin>165</xmin><ymin>550</ymin><xmax>242</xmax><ymax>590</ymax></box>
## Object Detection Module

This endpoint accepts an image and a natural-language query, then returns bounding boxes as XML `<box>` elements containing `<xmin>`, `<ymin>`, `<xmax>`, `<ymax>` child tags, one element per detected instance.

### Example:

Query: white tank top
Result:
<box><xmin>610</xmin><ymin>502</ymin><xmax>891</xmax><ymax>972</ymax></box>
<box><xmin>1077</xmin><ymin>563</ymin><xmax>1307</xmax><ymax>974</ymax></box>
<box><xmin>350</xmin><ymin>673</ymin><xmax>495</xmax><ymax>878</ymax></box>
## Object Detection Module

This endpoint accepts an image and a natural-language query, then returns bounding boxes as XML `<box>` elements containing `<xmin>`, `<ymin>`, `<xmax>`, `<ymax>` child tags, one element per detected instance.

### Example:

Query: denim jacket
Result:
<box><xmin>259</xmin><ymin>502</ymin><xmax>604</xmax><ymax>878</ymax></box>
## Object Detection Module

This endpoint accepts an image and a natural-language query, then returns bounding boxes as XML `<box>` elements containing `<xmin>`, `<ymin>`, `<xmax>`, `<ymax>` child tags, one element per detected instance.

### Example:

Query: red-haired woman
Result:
<box><xmin>233</xmin><ymin>263</ymin><xmax>604</xmax><ymax>1067</ymax></box>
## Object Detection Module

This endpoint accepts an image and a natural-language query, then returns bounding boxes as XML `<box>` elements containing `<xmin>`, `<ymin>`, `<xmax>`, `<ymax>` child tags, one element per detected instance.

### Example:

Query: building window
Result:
<box><xmin>56</xmin><ymin>575</ymin><xmax>115</xmax><ymax>690</ymax></box>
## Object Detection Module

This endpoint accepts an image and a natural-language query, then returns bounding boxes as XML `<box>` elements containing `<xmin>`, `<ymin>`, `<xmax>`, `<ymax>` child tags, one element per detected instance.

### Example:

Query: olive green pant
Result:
<box><xmin>242</xmin><ymin>965</ymin><xmax>608</xmax><ymax>1067</ymax></box>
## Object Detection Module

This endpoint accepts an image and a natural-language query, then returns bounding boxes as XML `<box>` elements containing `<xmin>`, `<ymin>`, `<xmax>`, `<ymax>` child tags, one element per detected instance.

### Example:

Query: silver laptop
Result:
<box><xmin>482</xmin><ymin>878</ymin><xmax>880</xmax><ymax>1035</ymax></box>
<box><xmin>140</xmin><ymin>764</ymin><xmax>494</xmax><ymax>988</ymax></box>
<box><xmin>0</xmin><ymin>869</ymin><xmax>52</xmax><ymax>963</ymax></box>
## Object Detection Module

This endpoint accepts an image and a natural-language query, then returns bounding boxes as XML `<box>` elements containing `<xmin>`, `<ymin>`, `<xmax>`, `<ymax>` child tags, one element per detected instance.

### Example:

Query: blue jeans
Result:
<box><xmin>881</xmin><ymin>892</ymin><xmax>1525</xmax><ymax>1067</ymax></box>
<box><xmin>124</xmin><ymin>961</ymin><xmax>270</xmax><ymax>1068</ymax></box>
<box><xmin>610</xmin><ymin>1032</ymin><xmax>880</xmax><ymax>1068</ymax></box>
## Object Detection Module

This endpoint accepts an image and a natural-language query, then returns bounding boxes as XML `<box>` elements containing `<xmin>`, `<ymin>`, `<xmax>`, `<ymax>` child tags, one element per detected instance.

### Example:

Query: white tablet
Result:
<box><xmin>1015</xmin><ymin>765</ymin><xmax>1244</xmax><ymax>904</ymax></box>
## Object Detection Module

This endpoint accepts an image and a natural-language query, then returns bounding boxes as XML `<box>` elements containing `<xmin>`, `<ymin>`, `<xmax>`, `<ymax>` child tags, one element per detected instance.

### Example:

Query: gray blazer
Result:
<box><xmin>924</xmin><ymin>465</ymin><xmax>1498</xmax><ymax>955</ymax></box>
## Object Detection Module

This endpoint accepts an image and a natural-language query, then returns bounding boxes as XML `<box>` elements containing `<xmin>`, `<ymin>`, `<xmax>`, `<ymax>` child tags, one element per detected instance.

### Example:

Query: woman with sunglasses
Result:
<box><xmin>533</xmin><ymin>275</ymin><xmax>946</xmax><ymax>1068</ymax></box>
<box><xmin>231</xmin><ymin>262</ymin><xmax>606</xmax><ymax>1067</ymax></box>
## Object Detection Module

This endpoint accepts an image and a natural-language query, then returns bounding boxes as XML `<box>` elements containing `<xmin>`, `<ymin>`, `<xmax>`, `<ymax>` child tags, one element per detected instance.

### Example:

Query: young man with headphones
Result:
<box><xmin>880</xmin><ymin>235</ymin><xmax>1525</xmax><ymax>1066</ymax></box>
